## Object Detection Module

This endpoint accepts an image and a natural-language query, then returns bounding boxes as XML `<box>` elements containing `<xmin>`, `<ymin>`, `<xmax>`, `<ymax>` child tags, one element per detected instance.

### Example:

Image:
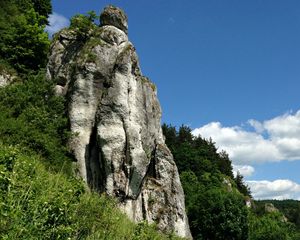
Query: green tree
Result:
<box><xmin>235</xmin><ymin>171</ymin><xmax>252</xmax><ymax>197</ymax></box>
<box><xmin>162</xmin><ymin>124</ymin><xmax>251</xmax><ymax>239</ymax></box>
<box><xmin>0</xmin><ymin>0</ymin><xmax>50</xmax><ymax>73</ymax></box>
<box><xmin>178</xmin><ymin>125</ymin><xmax>193</xmax><ymax>144</ymax></box>
<box><xmin>0</xmin><ymin>71</ymin><xmax>70</xmax><ymax>172</ymax></box>
<box><xmin>162</xmin><ymin>124</ymin><xmax>236</xmax><ymax>178</ymax></box>
<box><xmin>249</xmin><ymin>212</ymin><xmax>296</xmax><ymax>240</ymax></box>
<box><xmin>31</xmin><ymin>0</ymin><xmax>52</xmax><ymax>22</ymax></box>
<box><xmin>70</xmin><ymin>12</ymin><xmax>98</xmax><ymax>40</ymax></box>
<box><xmin>181</xmin><ymin>171</ymin><xmax>249</xmax><ymax>240</ymax></box>
<box><xmin>218</xmin><ymin>150</ymin><xmax>234</xmax><ymax>178</ymax></box>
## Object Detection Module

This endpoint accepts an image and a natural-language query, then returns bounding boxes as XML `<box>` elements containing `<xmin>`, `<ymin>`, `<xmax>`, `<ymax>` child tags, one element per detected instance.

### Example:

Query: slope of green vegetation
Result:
<box><xmin>162</xmin><ymin>124</ymin><xmax>300</xmax><ymax>240</ymax></box>
<box><xmin>254</xmin><ymin>200</ymin><xmax>300</xmax><ymax>231</ymax></box>
<box><xmin>0</xmin><ymin>72</ymin><xmax>71</xmax><ymax>173</ymax></box>
<box><xmin>0</xmin><ymin>142</ymin><xmax>180</xmax><ymax>239</ymax></box>
<box><xmin>162</xmin><ymin>124</ymin><xmax>249</xmax><ymax>239</ymax></box>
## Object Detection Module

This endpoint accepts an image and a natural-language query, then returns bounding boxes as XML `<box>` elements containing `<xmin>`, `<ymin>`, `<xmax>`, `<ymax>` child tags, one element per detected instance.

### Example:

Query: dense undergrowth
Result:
<box><xmin>162</xmin><ymin>124</ymin><xmax>300</xmax><ymax>239</ymax></box>
<box><xmin>0</xmin><ymin>142</ymin><xmax>180</xmax><ymax>239</ymax></box>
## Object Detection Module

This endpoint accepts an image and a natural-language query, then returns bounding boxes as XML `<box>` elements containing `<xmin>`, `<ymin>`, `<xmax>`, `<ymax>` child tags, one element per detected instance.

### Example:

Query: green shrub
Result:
<box><xmin>0</xmin><ymin>71</ymin><xmax>71</xmax><ymax>172</ymax></box>
<box><xmin>70</xmin><ymin>11</ymin><xmax>98</xmax><ymax>40</ymax></box>
<box><xmin>248</xmin><ymin>211</ymin><xmax>297</xmax><ymax>240</ymax></box>
<box><xmin>0</xmin><ymin>3</ymin><xmax>50</xmax><ymax>73</ymax></box>
<box><xmin>181</xmin><ymin>171</ymin><xmax>249</xmax><ymax>240</ymax></box>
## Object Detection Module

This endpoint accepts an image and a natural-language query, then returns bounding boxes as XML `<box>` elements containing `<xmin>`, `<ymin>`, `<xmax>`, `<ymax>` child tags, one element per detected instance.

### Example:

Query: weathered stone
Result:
<box><xmin>47</xmin><ymin>6</ymin><xmax>191</xmax><ymax>238</ymax></box>
<box><xmin>0</xmin><ymin>70</ymin><xmax>16</xmax><ymax>88</ymax></box>
<box><xmin>100</xmin><ymin>5</ymin><xmax>128</xmax><ymax>34</ymax></box>
<box><xmin>264</xmin><ymin>203</ymin><xmax>279</xmax><ymax>213</ymax></box>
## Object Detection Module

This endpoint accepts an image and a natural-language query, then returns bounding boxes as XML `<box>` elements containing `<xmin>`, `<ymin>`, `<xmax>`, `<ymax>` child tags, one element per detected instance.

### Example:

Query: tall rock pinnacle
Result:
<box><xmin>100</xmin><ymin>5</ymin><xmax>128</xmax><ymax>34</ymax></box>
<box><xmin>47</xmin><ymin>5</ymin><xmax>191</xmax><ymax>238</ymax></box>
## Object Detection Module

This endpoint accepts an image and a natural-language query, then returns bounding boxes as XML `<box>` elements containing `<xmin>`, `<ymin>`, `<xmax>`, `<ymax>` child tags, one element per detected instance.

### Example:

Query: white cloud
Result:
<box><xmin>192</xmin><ymin>110</ymin><xmax>300</xmax><ymax>165</ymax></box>
<box><xmin>192</xmin><ymin>110</ymin><xmax>300</xmax><ymax>200</ymax></box>
<box><xmin>45</xmin><ymin>12</ymin><xmax>69</xmax><ymax>36</ymax></box>
<box><xmin>247</xmin><ymin>179</ymin><xmax>300</xmax><ymax>200</ymax></box>
<box><xmin>248</xmin><ymin>119</ymin><xmax>264</xmax><ymax>133</ymax></box>
<box><xmin>233</xmin><ymin>164</ymin><xmax>255</xmax><ymax>177</ymax></box>
<box><xmin>264</xmin><ymin>111</ymin><xmax>300</xmax><ymax>139</ymax></box>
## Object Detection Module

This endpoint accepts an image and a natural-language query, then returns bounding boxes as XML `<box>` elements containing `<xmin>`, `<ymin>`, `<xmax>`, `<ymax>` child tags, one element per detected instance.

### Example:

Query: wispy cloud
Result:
<box><xmin>45</xmin><ymin>12</ymin><xmax>69</xmax><ymax>36</ymax></box>
<box><xmin>247</xmin><ymin>179</ymin><xmax>300</xmax><ymax>200</ymax></box>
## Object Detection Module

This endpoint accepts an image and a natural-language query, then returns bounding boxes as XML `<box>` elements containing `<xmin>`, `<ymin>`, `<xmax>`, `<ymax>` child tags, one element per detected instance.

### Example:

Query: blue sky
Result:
<box><xmin>48</xmin><ymin>0</ymin><xmax>300</xmax><ymax>200</ymax></box>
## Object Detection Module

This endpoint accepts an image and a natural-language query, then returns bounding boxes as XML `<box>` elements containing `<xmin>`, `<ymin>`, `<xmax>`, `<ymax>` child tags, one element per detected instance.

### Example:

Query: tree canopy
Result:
<box><xmin>0</xmin><ymin>0</ymin><xmax>51</xmax><ymax>73</ymax></box>
<box><xmin>162</xmin><ymin>124</ymin><xmax>249</xmax><ymax>239</ymax></box>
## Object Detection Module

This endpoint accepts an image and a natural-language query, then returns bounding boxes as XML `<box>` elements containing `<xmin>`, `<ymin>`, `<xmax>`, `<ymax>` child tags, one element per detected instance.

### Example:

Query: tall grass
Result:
<box><xmin>0</xmin><ymin>143</ymin><xmax>181</xmax><ymax>239</ymax></box>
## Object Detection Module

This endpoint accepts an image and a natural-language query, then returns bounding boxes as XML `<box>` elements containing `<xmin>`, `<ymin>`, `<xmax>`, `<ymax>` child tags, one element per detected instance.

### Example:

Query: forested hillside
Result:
<box><xmin>162</xmin><ymin>124</ymin><xmax>300</xmax><ymax>239</ymax></box>
<box><xmin>254</xmin><ymin>200</ymin><xmax>300</xmax><ymax>230</ymax></box>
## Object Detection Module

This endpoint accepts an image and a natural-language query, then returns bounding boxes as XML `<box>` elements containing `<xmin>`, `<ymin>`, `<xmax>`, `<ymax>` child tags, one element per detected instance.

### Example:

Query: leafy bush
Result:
<box><xmin>181</xmin><ymin>171</ymin><xmax>248</xmax><ymax>240</ymax></box>
<box><xmin>248</xmin><ymin>211</ymin><xmax>297</xmax><ymax>240</ymax></box>
<box><xmin>0</xmin><ymin>71</ymin><xmax>71</xmax><ymax>172</ymax></box>
<box><xmin>70</xmin><ymin>11</ymin><xmax>99</xmax><ymax>40</ymax></box>
<box><xmin>0</xmin><ymin>1</ymin><xmax>50</xmax><ymax>73</ymax></box>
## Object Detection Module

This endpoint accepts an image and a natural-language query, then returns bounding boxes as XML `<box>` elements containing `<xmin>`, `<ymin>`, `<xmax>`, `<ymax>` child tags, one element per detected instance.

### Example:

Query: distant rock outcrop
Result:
<box><xmin>0</xmin><ymin>70</ymin><xmax>16</xmax><ymax>87</ymax></box>
<box><xmin>47</xmin><ymin>5</ymin><xmax>191</xmax><ymax>238</ymax></box>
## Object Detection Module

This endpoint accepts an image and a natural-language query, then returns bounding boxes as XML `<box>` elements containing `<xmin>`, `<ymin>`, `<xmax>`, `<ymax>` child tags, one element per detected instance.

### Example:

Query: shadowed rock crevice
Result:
<box><xmin>85</xmin><ymin>124</ymin><xmax>105</xmax><ymax>192</ymax></box>
<box><xmin>47</xmin><ymin>5</ymin><xmax>191</xmax><ymax>238</ymax></box>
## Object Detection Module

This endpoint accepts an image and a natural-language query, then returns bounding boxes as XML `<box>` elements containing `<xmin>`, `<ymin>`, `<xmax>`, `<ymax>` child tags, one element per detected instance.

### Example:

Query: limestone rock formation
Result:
<box><xmin>0</xmin><ymin>70</ymin><xmax>16</xmax><ymax>87</ymax></box>
<box><xmin>47</xmin><ymin>5</ymin><xmax>191</xmax><ymax>238</ymax></box>
<box><xmin>100</xmin><ymin>5</ymin><xmax>128</xmax><ymax>34</ymax></box>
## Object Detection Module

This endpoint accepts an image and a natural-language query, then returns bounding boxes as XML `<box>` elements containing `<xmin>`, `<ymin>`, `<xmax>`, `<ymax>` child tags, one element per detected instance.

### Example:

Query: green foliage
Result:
<box><xmin>14</xmin><ymin>0</ymin><xmax>52</xmax><ymax>23</ymax></box>
<box><xmin>162</xmin><ymin>123</ymin><xmax>300</xmax><ymax>239</ymax></box>
<box><xmin>235</xmin><ymin>171</ymin><xmax>252</xmax><ymax>197</ymax></box>
<box><xmin>0</xmin><ymin>59</ymin><xmax>18</xmax><ymax>80</ymax></box>
<box><xmin>70</xmin><ymin>11</ymin><xmax>99</xmax><ymax>40</ymax></box>
<box><xmin>248</xmin><ymin>211</ymin><xmax>298</xmax><ymax>240</ymax></box>
<box><xmin>162</xmin><ymin>124</ymin><xmax>234</xmax><ymax>179</ymax></box>
<box><xmin>0</xmin><ymin>71</ymin><xmax>71</xmax><ymax>172</ymax></box>
<box><xmin>162</xmin><ymin>124</ymin><xmax>249</xmax><ymax>239</ymax></box>
<box><xmin>254</xmin><ymin>200</ymin><xmax>300</xmax><ymax>234</ymax></box>
<box><xmin>87</xmin><ymin>10</ymin><xmax>99</xmax><ymax>23</ymax></box>
<box><xmin>0</xmin><ymin>0</ymin><xmax>50</xmax><ymax>73</ymax></box>
<box><xmin>181</xmin><ymin>171</ymin><xmax>248</xmax><ymax>240</ymax></box>
<box><xmin>30</xmin><ymin>0</ymin><xmax>52</xmax><ymax>23</ymax></box>
<box><xmin>0</xmin><ymin>143</ymin><xmax>178</xmax><ymax>239</ymax></box>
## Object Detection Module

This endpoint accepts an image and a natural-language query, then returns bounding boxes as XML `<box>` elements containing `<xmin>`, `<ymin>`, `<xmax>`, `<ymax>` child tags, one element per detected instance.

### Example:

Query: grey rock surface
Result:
<box><xmin>47</xmin><ymin>6</ymin><xmax>191</xmax><ymax>238</ymax></box>
<box><xmin>100</xmin><ymin>5</ymin><xmax>128</xmax><ymax>34</ymax></box>
<box><xmin>0</xmin><ymin>71</ymin><xmax>15</xmax><ymax>87</ymax></box>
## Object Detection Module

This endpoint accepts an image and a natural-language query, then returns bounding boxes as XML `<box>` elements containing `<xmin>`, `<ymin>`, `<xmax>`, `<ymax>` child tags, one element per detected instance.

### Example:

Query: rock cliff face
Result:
<box><xmin>47</xmin><ymin>6</ymin><xmax>191</xmax><ymax>238</ymax></box>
